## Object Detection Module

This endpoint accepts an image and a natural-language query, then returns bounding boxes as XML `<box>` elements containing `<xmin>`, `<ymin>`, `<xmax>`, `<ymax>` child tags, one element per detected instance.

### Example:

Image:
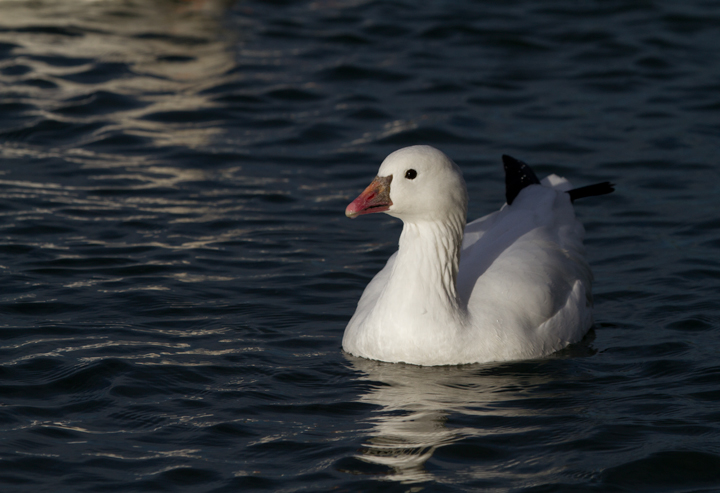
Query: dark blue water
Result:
<box><xmin>1</xmin><ymin>1</ymin><xmax>720</xmax><ymax>491</ymax></box>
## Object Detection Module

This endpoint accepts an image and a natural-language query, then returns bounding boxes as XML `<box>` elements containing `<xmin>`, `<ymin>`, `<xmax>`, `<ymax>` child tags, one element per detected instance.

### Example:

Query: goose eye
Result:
<box><xmin>405</xmin><ymin>169</ymin><xmax>417</xmax><ymax>180</ymax></box>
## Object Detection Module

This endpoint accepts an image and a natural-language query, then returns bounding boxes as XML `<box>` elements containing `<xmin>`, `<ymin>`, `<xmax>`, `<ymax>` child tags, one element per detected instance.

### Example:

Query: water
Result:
<box><xmin>1</xmin><ymin>0</ymin><xmax>720</xmax><ymax>491</ymax></box>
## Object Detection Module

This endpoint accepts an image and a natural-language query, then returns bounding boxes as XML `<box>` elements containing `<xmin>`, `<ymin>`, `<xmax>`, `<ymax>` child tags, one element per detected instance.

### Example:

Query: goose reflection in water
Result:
<box><xmin>346</xmin><ymin>348</ymin><xmax>594</xmax><ymax>485</ymax></box>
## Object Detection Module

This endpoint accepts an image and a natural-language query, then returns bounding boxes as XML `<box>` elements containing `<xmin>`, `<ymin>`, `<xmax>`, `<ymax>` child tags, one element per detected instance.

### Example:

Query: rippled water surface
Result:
<box><xmin>2</xmin><ymin>0</ymin><xmax>720</xmax><ymax>491</ymax></box>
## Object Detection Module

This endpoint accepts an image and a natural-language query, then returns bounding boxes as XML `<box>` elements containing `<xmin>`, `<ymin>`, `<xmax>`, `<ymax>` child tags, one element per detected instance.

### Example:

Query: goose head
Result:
<box><xmin>346</xmin><ymin>145</ymin><xmax>468</xmax><ymax>222</ymax></box>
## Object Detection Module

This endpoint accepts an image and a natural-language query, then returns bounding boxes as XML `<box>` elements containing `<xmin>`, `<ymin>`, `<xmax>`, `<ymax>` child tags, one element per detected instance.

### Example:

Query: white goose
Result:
<box><xmin>343</xmin><ymin>145</ymin><xmax>613</xmax><ymax>366</ymax></box>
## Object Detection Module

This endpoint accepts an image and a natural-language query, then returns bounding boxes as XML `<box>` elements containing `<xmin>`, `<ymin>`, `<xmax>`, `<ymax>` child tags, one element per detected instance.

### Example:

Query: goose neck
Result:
<box><xmin>392</xmin><ymin>215</ymin><xmax>466</xmax><ymax>308</ymax></box>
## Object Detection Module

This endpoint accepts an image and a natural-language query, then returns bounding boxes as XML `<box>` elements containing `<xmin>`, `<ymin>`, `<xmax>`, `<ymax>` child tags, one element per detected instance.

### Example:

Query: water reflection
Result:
<box><xmin>0</xmin><ymin>0</ymin><xmax>264</xmax><ymax>249</ymax></box>
<box><xmin>348</xmin><ymin>356</ymin><xmax>566</xmax><ymax>484</ymax></box>
<box><xmin>0</xmin><ymin>0</ymin><xmax>239</xmax><ymax>151</ymax></box>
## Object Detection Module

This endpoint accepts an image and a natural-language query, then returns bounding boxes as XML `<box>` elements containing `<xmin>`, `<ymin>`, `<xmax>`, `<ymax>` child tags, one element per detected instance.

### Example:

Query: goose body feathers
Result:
<box><xmin>343</xmin><ymin>145</ymin><xmax>611</xmax><ymax>366</ymax></box>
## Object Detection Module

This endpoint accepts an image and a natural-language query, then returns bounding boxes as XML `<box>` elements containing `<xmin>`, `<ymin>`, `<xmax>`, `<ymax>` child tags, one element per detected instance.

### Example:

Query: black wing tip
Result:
<box><xmin>503</xmin><ymin>155</ymin><xmax>615</xmax><ymax>205</ymax></box>
<box><xmin>502</xmin><ymin>154</ymin><xmax>525</xmax><ymax>168</ymax></box>
<box><xmin>503</xmin><ymin>154</ymin><xmax>541</xmax><ymax>205</ymax></box>
<box><xmin>567</xmin><ymin>182</ymin><xmax>615</xmax><ymax>202</ymax></box>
